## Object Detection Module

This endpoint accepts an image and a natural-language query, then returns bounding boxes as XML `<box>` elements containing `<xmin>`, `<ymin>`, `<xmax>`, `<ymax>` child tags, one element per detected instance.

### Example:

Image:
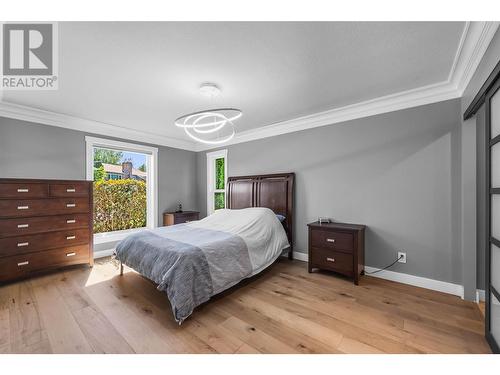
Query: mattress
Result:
<box><xmin>115</xmin><ymin>207</ymin><xmax>290</xmax><ymax>323</ymax></box>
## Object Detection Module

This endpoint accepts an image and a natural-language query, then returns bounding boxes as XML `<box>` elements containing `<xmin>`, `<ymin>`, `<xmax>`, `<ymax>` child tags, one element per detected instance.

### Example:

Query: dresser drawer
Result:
<box><xmin>310</xmin><ymin>247</ymin><xmax>353</xmax><ymax>276</ymax></box>
<box><xmin>310</xmin><ymin>229</ymin><xmax>353</xmax><ymax>253</ymax></box>
<box><xmin>49</xmin><ymin>182</ymin><xmax>89</xmax><ymax>198</ymax></box>
<box><xmin>0</xmin><ymin>197</ymin><xmax>90</xmax><ymax>218</ymax></box>
<box><xmin>0</xmin><ymin>214</ymin><xmax>90</xmax><ymax>238</ymax></box>
<box><xmin>0</xmin><ymin>182</ymin><xmax>48</xmax><ymax>199</ymax></box>
<box><xmin>0</xmin><ymin>228</ymin><xmax>90</xmax><ymax>257</ymax></box>
<box><xmin>0</xmin><ymin>244</ymin><xmax>90</xmax><ymax>282</ymax></box>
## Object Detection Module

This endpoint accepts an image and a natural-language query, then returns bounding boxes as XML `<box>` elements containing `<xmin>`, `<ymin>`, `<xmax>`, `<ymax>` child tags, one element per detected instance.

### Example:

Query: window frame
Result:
<box><xmin>85</xmin><ymin>136</ymin><xmax>158</xmax><ymax>244</ymax></box>
<box><xmin>206</xmin><ymin>149</ymin><xmax>227</xmax><ymax>216</ymax></box>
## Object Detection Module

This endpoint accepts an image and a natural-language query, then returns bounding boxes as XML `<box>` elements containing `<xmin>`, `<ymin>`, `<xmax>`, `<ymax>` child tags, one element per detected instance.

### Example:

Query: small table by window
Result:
<box><xmin>163</xmin><ymin>211</ymin><xmax>200</xmax><ymax>226</ymax></box>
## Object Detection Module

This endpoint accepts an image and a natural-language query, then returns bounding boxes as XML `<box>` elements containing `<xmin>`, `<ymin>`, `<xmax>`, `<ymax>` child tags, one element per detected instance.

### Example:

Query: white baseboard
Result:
<box><xmin>364</xmin><ymin>266</ymin><xmax>464</xmax><ymax>298</ymax></box>
<box><xmin>292</xmin><ymin>251</ymin><xmax>308</xmax><ymax>262</ymax></box>
<box><xmin>290</xmin><ymin>251</ymin><xmax>475</xmax><ymax>300</ymax></box>
<box><xmin>94</xmin><ymin>248</ymin><xmax>115</xmax><ymax>259</ymax></box>
<box><xmin>477</xmin><ymin>289</ymin><xmax>486</xmax><ymax>302</ymax></box>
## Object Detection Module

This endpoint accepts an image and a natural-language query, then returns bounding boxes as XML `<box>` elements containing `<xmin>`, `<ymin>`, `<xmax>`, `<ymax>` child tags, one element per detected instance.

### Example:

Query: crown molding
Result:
<box><xmin>1</xmin><ymin>22</ymin><xmax>498</xmax><ymax>153</ymax></box>
<box><xmin>0</xmin><ymin>100</ymin><xmax>198</xmax><ymax>151</ymax></box>
<box><xmin>196</xmin><ymin>21</ymin><xmax>499</xmax><ymax>151</ymax></box>
<box><xmin>450</xmin><ymin>21</ymin><xmax>500</xmax><ymax>94</ymax></box>
<box><xmin>195</xmin><ymin>80</ymin><xmax>461</xmax><ymax>151</ymax></box>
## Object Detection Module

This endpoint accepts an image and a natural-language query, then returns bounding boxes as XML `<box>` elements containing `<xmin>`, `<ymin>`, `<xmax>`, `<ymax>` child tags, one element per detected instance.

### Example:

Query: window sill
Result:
<box><xmin>93</xmin><ymin>227</ymin><xmax>149</xmax><ymax>245</ymax></box>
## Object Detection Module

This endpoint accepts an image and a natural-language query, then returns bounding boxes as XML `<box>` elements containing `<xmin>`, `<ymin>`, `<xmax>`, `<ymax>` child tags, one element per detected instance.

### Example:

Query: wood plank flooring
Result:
<box><xmin>0</xmin><ymin>257</ymin><xmax>491</xmax><ymax>354</ymax></box>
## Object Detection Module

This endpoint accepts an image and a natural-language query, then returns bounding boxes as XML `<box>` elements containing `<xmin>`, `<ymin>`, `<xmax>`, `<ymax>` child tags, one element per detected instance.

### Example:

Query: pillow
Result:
<box><xmin>276</xmin><ymin>214</ymin><xmax>286</xmax><ymax>223</ymax></box>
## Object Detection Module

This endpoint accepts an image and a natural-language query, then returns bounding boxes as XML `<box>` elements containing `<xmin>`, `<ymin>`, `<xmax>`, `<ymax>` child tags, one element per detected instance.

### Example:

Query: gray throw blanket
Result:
<box><xmin>115</xmin><ymin>224</ymin><xmax>252</xmax><ymax>324</ymax></box>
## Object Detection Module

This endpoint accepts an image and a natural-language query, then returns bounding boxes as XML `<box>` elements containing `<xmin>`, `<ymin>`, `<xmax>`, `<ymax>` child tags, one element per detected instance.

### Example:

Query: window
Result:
<box><xmin>207</xmin><ymin>149</ymin><xmax>227</xmax><ymax>215</ymax></box>
<box><xmin>86</xmin><ymin>136</ymin><xmax>158</xmax><ymax>244</ymax></box>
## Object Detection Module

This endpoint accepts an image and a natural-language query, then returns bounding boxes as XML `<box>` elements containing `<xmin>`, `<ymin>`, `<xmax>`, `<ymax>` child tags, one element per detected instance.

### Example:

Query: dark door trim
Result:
<box><xmin>464</xmin><ymin>59</ymin><xmax>500</xmax><ymax>120</ymax></box>
<box><xmin>485</xmin><ymin>75</ymin><xmax>500</xmax><ymax>353</ymax></box>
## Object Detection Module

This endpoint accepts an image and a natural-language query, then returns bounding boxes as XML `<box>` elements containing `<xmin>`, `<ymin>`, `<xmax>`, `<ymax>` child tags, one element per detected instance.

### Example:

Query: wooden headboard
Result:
<box><xmin>227</xmin><ymin>172</ymin><xmax>295</xmax><ymax>258</ymax></box>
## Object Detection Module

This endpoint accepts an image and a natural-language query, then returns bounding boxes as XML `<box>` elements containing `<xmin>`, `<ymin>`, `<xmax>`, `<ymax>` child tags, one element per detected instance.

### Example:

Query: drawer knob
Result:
<box><xmin>326</xmin><ymin>238</ymin><xmax>336</xmax><ymax>243</ymax></box>
<box><xmin>17</xmin><ymin>188</ymin><xmax>29</xmax><ymax>193</ymax></box>
<box><xmin>17</xmin><ymin>206</ymin><xmax>29</xmax><ymax>210</ymax></box>
<box><xmin>17</xmin><ymin>242</ymin><xmax>29</xmax><ymax>247</ymax></box>
<box><xmin>66</xmin><ymin>203</ymin><xmax>76</xmax><ymax>208</ymax></box>
<box><xmin>66</xmin><ymin>219</ymin><xmax>76</xmax><ymax>224</ymax></box>
<box><xmin>66</xmin><ymin>252</ymin><xmax>76</xmax><ymax>257</ymax></box>
<box><xmin>66</xmin><ymin>235</ymin><xmax>76</xmax><ymax>240</ymax></box>
<box><xmin>326</xmin><ymin>257</ymin><xmax>335</xmax><ymax>263</ymax></box>
<box><xmin>17</xmin><ymin>261</ymin><xmax>29</xmax><ymax>266</ymax></box>
<box><xmin>66</xmin><ymin>188</ymin><xmax>76</xmax><ymax>193</ymax></box>
<box><xmin>17</xmin><ymin>224</ymin><xmax>29</xmax><ymax>229</ymax></box>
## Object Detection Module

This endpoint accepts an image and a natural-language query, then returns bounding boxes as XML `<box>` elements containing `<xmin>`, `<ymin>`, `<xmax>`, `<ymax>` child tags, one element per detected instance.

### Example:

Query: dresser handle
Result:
<box><xmin>66</xmin><ymin>252</ymin><xmax>76</xmax><ymax>257</ymax></box>
<box><xmin>326</xmin><ymin>238</ymin><xmax>336</xmax><ymax>243</ymax></box>
<box><xmin>326</xmin><ymin>257</ymin><xmax>335</xmax><ymax>262</ymax></box>
<box><xmin>17</xmin><ymin>188</ymin><xmax>29</xmax><ymax>193</ymax></box>
<box><xmin>66</xmin><ymin>203</ymin><xmax>76</xmax><ymax>208</ymax></box>
<box><xmin>66</xmin><ymin>235</ymin><xmax>76</xmax><ymax>240</ymax></box>
<box><xmin>17</xmin><ymin>206</ymin><xmax>29</xmax><ymax>210</ymax></box>
<box><xmin>17</xmin><ymin>224</ymin><xmax>29</xmax><ymax>228</ymax></box>
<box><xmin>66</xmin><ymin>188</ymin><xmax>76</xmax><ymax>193</ymax></box>
<box><xmin>66</xmin><ymin>219</ymin><xmax>76</xmax><ymax>224</ymax></box>
<box><xmin>17</xmin><ymin>261</ymin><xmax>29</xmax><ymax>266</ymax></box>
<box><xmin>17</xmin><ymin>242</ymin><xmax>29</xmax><ymax>247</ymax></box>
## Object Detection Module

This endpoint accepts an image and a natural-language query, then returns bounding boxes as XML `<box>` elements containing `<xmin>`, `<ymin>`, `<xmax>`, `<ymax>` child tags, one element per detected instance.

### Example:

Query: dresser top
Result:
<box><xmin>308</xmin><ymin>221</ymin><xmax>365</xmax><ymax>231</ymax></box>
<box><xmin>0</xmin><ymin>178</ymin><xmax>91</xmax><ymax>184</ymax></box>
<box><xmin>163</xmin><ymin>210</ymin><xmax>199</xmax><ymax>215</ymax></box>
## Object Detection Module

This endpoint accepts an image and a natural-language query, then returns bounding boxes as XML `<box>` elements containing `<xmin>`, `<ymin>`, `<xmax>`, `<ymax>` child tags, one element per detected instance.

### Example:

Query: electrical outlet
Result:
<box><xmin>397</xmin><ymin>251</ymin><xmax>407</xmax><ymax>264</ymax></box>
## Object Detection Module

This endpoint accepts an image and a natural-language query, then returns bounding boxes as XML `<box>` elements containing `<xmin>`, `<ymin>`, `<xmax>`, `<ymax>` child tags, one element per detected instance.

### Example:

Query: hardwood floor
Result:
<box><xmin>0</xmin><ymin>257</ymin><xmax>491</xmax><ymax>354</ymax></box>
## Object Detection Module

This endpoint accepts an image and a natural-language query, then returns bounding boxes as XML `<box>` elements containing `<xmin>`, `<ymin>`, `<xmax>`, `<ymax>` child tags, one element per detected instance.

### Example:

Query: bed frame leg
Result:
<box><xmin>288</xmin><ymin>248</ymin><xmax>293</xmax><ymax>260</ymax></box>
<box><xmin>120</xmin><ymin>262</ymin><xmax>124</xmax><ymax>276</ymax></box>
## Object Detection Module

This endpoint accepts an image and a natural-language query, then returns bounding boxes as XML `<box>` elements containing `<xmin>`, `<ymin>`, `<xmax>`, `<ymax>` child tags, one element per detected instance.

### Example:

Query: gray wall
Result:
<box><xmin>0</xmin><ymin>117</ymin><xmax>199</xmax><ymax>226</ymax></box>
<box><xmin>462</xmin><ymin>28</ymin><xmax>500</xmax><ymax>291</ymax></box>
<box><xmin>197</xmin><ymin>99</ymin><xmax>463</xmax><ymax>284</ymax></box>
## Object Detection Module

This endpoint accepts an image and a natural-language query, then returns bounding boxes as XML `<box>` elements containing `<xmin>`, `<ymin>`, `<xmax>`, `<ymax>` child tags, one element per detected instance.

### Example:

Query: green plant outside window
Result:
<box><xmin>215</xmin><ymin>158</ymin><xmax>225</xmax><ymax>190</ymax></box>
<box><xmin>214</xmin><ymin>192</ymin><xmax>225</xmax><ymax>210</ymax></box>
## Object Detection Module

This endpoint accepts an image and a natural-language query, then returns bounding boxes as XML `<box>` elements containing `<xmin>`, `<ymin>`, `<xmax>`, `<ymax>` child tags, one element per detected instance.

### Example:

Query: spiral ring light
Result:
<box><xmin>175</xmin><ymin>108</ymin><xmax>242</xmax><ymax>145</ymax></box>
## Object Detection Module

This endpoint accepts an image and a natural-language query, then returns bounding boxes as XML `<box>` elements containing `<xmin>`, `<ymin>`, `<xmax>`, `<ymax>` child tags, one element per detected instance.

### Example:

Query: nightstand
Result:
<box><xmin>307</xmin><ymin>221</ymin><xmax>365</xmax><ymax>285</ymax></box>
<box><xmin>163</xmin><ymin>211</ymin><xmax>200</xmax><ymax>226</ymax></box>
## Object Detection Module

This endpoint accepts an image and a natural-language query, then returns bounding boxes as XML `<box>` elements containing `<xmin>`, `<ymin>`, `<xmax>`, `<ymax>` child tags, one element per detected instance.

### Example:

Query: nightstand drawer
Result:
<box><xmin>310</xmin><ymin>247</ymin><xmax>353</xmax><ymax>275</ymax></box>
<box><xmin>311</xmin><ymin>229</ymin><xmax>353</xmax><ymax>253</ymax></box>
<box><xmin>174</xmin><ymin>213</ymin><xmax>199</xmax><ymax>224</ymax></box>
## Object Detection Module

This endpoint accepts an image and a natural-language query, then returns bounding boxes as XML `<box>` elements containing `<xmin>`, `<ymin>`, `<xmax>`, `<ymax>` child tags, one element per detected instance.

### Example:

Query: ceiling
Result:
<box><xmin>0</xmin><ymin>22</ymin><xmax>496</xmax><ymax>150</ymax></box>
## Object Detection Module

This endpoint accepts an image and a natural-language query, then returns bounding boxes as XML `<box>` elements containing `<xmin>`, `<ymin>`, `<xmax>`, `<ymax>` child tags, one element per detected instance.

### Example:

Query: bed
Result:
<box><xmin>115</xmin><ymin>172</ymin><xmax>294</xmax><ymax>324</ymax></box>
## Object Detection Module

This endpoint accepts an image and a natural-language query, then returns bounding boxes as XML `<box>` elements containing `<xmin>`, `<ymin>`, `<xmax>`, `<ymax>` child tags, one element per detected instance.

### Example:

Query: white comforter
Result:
<box><xmin>187</xmin><ymin>207</ymin><xmax>290</xmax><ymax>275</ymax></box>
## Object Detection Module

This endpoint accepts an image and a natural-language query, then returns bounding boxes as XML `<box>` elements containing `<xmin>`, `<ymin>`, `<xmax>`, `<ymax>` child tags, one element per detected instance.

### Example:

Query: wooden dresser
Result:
<box><xmin>163</xmin><ymin>211</ymin><xmax>200</xmax><ymax>226</ymax></box>
<box><xmin>308</xmin><ymin>221</ymin><xmax>365</xmax><ymax>285</ymax></box>
<box><xmin>0</xmin><ymin>178</ymin><xmax>93</xmax><ymax>283</ymax></box>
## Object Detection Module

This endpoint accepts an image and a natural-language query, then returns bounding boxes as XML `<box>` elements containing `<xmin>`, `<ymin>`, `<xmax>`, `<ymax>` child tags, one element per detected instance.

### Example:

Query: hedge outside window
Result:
<box><xmin>93</xmin><ymin>179</ymin><xmax>146</xmax><ymax>233</ymax></box>
<box><xmin>92</xmin><ymin>146</ymin><xmax>148</xmax><ymax>234</ymax></box>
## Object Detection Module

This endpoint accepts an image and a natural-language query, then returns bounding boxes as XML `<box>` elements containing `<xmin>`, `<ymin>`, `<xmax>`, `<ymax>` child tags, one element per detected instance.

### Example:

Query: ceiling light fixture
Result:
<box><xmin>174</xmin><ymin>83</ymin><xmax>242</xmax><ymax>145</ymax></box>
<box><xmin>175</xmin><ymin>108</ymin><xmax>241</xmax><ymax>145</ymax></box>
<box><xmin>199</xmin><ymin>83</ymin><xmax>221</xmax><ymax>98</ymax></box>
